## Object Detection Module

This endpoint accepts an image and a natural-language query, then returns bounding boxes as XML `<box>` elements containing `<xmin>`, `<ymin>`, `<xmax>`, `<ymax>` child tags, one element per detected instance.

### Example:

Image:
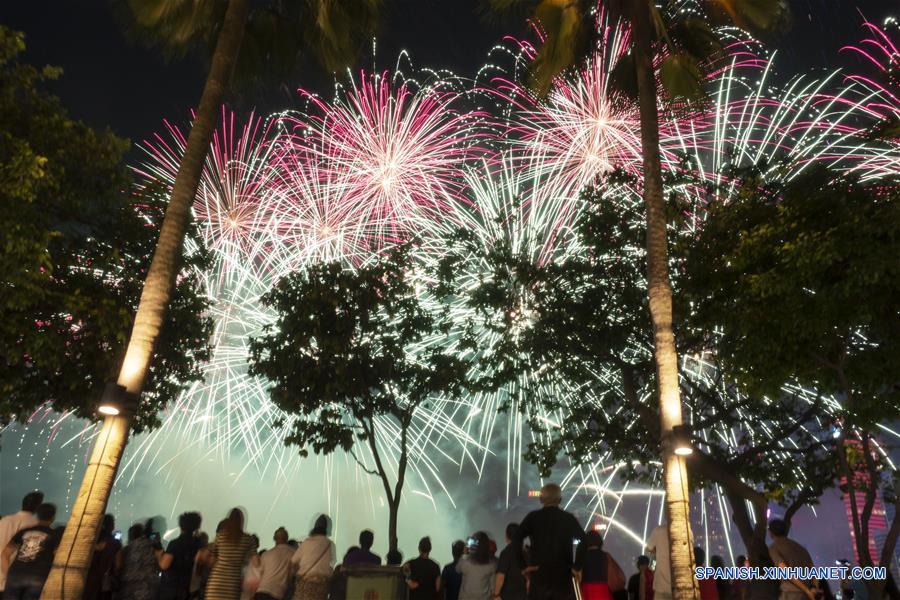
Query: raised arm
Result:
<box><xmin>1</xmin><ymin>542</ymin><xmax>17</xmax><ymax>574</ymax></box>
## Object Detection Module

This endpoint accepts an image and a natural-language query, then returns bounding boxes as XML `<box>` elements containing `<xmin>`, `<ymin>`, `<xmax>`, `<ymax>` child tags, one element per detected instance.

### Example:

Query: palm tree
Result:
<box><xmin>485</xmin><ymin>1</ymin><xmax>786</xmax><ymax>598</ymax></box>
<box><xmin>40</xmin><ymin>3</ymin><xmax>381</xmax><ymax>599</ymax></box>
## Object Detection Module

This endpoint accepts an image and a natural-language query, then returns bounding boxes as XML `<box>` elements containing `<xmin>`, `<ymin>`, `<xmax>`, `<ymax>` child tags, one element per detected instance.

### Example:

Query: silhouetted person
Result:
<box><xmin>513</xmin><ymin>483</ymin><xmax>585</xmax><ymax>600</ymax></box>
<box><xmin>405</xmin><ymin>537</ymin><xmax>441</xmax><ymax>600</ymax></box>
<box><xmin>205</xmin><ymin>509</ymin><xmax>258</xmax><ymax>600</ymax></box>
<box><xmin>767</xmin><ymin>519</ymin><xmax>815</xmax><ymax>600</ymax></box>
<box><xmin>0</xmin><ymin>491</ymin><xmax>44</xmax><ymax>594</ymax></box>
<box><xmin>573</xmin><ymin>530</ymin><xmax>625</xmax><ymax>600</ymax></box>
<box><xmin>710</xmin><ymin>555</ymin><xmax>730</xmax><ymax>600</ymax></box>
<box><xmin>342</xmin><ymin>530</ymin><xmax>381</xmax><ymax>566</ymax></box>
<box><xmin>442</xmin><ymin>541</ymin><xmax>465</xmax><ymax>600</ymax></box>
<box><xmin>457</xmin><ymin>532</ymin><xmax>495</xmax><ymax>600</ymax></box>
<box><xmin>693</xmin><ymin>547</ymin><xmax>718</xmax><ymax>600</ymax></box>
<box><xmin>159</xmin><ymin>512</ymin><xmax>204</xmax><ymax>600</ymax></box>
<box><xmin>645</xmin><ymin>525</ymin><xmax>671</xmax><ymax>600</ymax></box>
<box><xmin>117</xmin><ymin>523</ymin><xmax>160</xmax><ymax>600</ymax></box>
<box><xmin>255</xmin><ymin>528</ymin><xmax>294</xmax><ymax>600</ymax></box>
<box><xmin>2</xmin><ymin>503</ymin><xmax>58</xmax><ymax>600</ymax></box>
<box><xmin>290</xmin><ymin>515</ymin><xmax>334</xmax><ymax>600</ymax></box>
<box><xmin>626</xmin><ymin>556</ymin><xmax>652</xmax><ymax>600</ymax></box>
<box><xmin>84</xmin><ymin>514</ymin><xmax>120</xmax><ymax>600</ymax></box>
<box><xmin>495</xmin><ymin>524</ymin><xmax>526</xmax><ymax>600</ymax></box>
<box><xmin>386</xmin><ymin>549</ymin><xmax>403</xmax><ymax>567</ymax></box>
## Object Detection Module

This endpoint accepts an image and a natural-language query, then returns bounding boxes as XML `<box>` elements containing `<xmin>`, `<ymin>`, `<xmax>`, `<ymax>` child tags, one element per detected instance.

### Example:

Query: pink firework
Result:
<box><xmin>841</xmin><ymin>19</ymin><xmax>900</xmax><ymax>127</ymax></box>
<box><xmin>265</xmin><ymin>142</ymin><xmax>378</xmax><ymax>266</ymax></box>
<box><xmin>135</xmin><ymin>108</ymin><xmax>279</xmax><ymax>255</ymax></box>
<box><xmin>283</xmin><ymin>72</ymin><xmax>492</xmax><ymax>240</ymax></box>
<box><xmin>498</xmin><ymin>22</ymin><xmax>642</xmax><ymax>199</ymax></box>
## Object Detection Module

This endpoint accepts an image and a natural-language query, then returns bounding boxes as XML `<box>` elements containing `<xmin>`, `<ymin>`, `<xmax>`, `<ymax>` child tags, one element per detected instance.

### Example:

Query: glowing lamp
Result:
<box><xmin>672</xmin><ymin>424</ymin><xmax>693</xmax><ymax>456</ymax></box>
<box><xmin>97</xmin><ymin>382</ymin><xmax>131</xmax><ymax>417</ymax></box>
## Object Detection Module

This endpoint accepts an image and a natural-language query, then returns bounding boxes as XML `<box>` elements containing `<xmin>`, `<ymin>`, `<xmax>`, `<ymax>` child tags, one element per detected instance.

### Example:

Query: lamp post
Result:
<box><xmin>672</xmin><ymin>424</ymin><xmax>693</xmax><ymax>456</ymax></box>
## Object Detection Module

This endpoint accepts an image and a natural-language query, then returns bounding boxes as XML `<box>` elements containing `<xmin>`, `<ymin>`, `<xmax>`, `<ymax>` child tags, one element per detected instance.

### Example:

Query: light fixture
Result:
<box><xmin>97</xmin><ymin>382</ymin><xmax>128</xmax><ymax>417</ymax></box>
<box><xmin>672</xmin><ymin>424</ymin><xmax>693</xmax><ymax>456</ymax></box>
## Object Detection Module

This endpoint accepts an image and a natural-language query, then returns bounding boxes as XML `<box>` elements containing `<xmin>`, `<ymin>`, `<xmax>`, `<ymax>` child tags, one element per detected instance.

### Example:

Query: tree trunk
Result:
<box><xmin>388</xmin><ymin>499</ymin><xmax>400</xmax><ymax>555</ymax></box>
<box><xmin>631</xmin><ymin>2</ymin><xmax>698</xmax><ymax>599</ymax></box>
<box><xmin>40</xmin><ymin>2</ymin><xmax>250</xmax><ymax>599</ymax></box>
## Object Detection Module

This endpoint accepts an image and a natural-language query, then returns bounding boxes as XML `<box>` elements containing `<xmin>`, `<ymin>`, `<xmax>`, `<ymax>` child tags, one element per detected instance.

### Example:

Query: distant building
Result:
<box><xmin>841</xmin><ymin>436</ymin><xmax>899</xmax><ymax>577</ymax></box>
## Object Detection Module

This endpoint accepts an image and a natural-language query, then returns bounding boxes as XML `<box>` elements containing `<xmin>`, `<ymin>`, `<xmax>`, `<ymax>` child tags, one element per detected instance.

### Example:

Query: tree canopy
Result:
<box><xmin>440</xmin><ymin>176</ymin><xmax>837</xmax><ymax>557</ymax></box>
<box><xmin>249</xmin><ymin>243</ymin><xmax>468</xmax><ymax>551</ymax></box>
<box><xmin>682</xmin><ymin>166</ymin><xmax>900</xmax><ymax>428</ymax></box>
<box><xmin>0</xmin><ymin>26</ymin><xmax>211</xmax><ymax>431</ymax></box>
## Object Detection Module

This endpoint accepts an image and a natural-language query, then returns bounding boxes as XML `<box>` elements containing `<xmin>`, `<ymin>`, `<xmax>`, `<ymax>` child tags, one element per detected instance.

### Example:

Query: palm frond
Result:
<box><xmin>125</xmin><ymin>0</ymin><xmax>224</xmax><ymax>57</ymax></box>
<box><xmin>529</xmin><ymin>0</ymin><xmax>588</xmax><ymax>96</ymax></box>
<box><xmin>659</xmin><ymin>52</ymin><xmax>703</xmax><ymax>100</ymax></box>
<box><xmin>304</xmin><ymin>0</ymin><xmax>383</xmax><ymax>73</ymax></box>
<box><xmin>706</xmin><ymin>0</ymin><xmax>789</xmax><ymax>34</ymax></box>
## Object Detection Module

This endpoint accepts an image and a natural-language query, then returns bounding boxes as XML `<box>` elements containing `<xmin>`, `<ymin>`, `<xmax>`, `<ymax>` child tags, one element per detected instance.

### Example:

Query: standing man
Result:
<box><xmin>646</xmin><ymin>525</ymin><xmax>672</xmax><ymax>600</ymax></box>
<box><xmin>0</xmin><ymin>491</ymin><xmax>44</xmax><ymax>594</ymax></box>
<box><xmin>442</xmin><ymin>540</ymin><xmax>466</xmax><ymax>600</ymax></box>
<box><xmin>626</xmin><ymin>556</ymin><xmax>653</xmax><ymax>600</ymax></box>
<box><xmin>254</xmin><ymin>528</ymin><xmax>295</xmax><ymax>600</ymax></box>
<box><xmin>767</xmin><ymin>519</ymin><xmax>817</xmax><ymax>600</ymax></box>
<box><xmin>1</xmin><ymin>503</ymin><xmax>59</xmax><ymax>600</ymax></box>
<box><xmin>342</xmin><ymin>530</ymin><xmax>381</xmax><ymax>567</ymax></box>
<box><xmin>513</xmin><ymin>483</ymin><xmax>585</xmax><ymax>600</ymax></box>
<box><xmin>495</xmin><ymin>523</ymin><xmax>526</xmax><ymax>600</ymax></box>
<box><xmin>405</xmin><ymin>537</ymin><xmax>441</xmax><ymax>600</ymax></box>
<box><xmin>158</xmin><ymin>512</ymin><xmax>203</xmax><ymax>600</ymax></box>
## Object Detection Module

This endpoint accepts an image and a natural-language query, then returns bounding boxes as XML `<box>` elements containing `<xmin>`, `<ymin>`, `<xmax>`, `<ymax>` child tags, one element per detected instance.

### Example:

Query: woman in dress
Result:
<box><xmin>573</xmin><ymin>530</ymin><xmax>625</xmax><ymax>600</ymax></box>
<box><xmin>456</xmin><ymin>531</ymin><xmax>496</xmax><ymax>600</ymax></box>
<box><xmin>204</xmin><ymin>509</ymin><xmax>258</xmax><ymax>600</ymax></box>
<box><xmin>117</xmin><ymin>523</ymin><xmax>161</xmax><ymax>600</ymax></box>
<box><xmin>291</xmin><ymin>515</ymin><xmax>335</xmax><ymax>600</ymax></box>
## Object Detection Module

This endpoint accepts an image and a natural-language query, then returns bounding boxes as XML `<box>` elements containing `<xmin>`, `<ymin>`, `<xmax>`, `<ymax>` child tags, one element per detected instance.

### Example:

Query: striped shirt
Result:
<box><xmin>205</xmin><ymin>533</ymin><xmax>258</xmax><ymax>600</ymax></box>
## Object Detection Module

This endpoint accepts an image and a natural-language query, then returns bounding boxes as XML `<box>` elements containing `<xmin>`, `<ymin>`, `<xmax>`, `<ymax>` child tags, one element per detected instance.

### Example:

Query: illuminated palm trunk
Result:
<box><xmin>40</xmin><ymin>1</ymin><xmax>251</xmax><ymax>598</ymax></box>
<box><xmin>631</xmin><ymin>2</ymin><xmax>698</xmax><ymax>599</ymax></box>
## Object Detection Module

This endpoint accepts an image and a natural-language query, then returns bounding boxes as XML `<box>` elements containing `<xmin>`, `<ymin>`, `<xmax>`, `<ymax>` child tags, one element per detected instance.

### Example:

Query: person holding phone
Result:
<box><xmin>457</xmin><ymin>532</ymin><xmax>496</xmax><ymax>600</ymax></box>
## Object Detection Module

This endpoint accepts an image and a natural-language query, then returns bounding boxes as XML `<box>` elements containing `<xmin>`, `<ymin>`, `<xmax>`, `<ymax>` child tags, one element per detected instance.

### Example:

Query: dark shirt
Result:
<box><xmin>627</xmin><ymin>571</ymin><xmax>653</xmax><ymax>600</ymax></box>
<box><xmin>513</xmin><ymin>506</ymin><xmax>585</xmax><ymax>572</ymax></box>
<box><xmin>574</xmin><ymin>547</ymin><xmax>608</xmax><ymax>583</ymax></box>
<box><xmin>408</xmin><ymin>556</ymin><xmax>440</xmax><ymax>600</ymax></box>
<box><xmin>442</xmin><ymin>561</ymin><xmax>463</xmax><ymax>600</ymax></box>
<box><xmin>8</xmin><ymin>525</ymin><xmax>59</xmax><ymax>580</ymax></box>
<box><xmin>627</xmin><ymin>573</ymin><xmax>640</xmax><ymax>600</ymax></box>
<box><xmin>84</xmin><ymin>534</ymin><xmax>121</xmax><ymax>600</ymax></box>
<box><xmin>160</xmin><ymin>534</ymin><xmax>203</xmax><ymax>593</ymax></box>
<box><xmin>496</xmin><ymin>544</ymin><xmax>526</xmax><ymax>600</ymax></box>
<box><xmin>343</xmin><ymin>548</ymin><xmax>381</xmax><ymax>567</ymax></box>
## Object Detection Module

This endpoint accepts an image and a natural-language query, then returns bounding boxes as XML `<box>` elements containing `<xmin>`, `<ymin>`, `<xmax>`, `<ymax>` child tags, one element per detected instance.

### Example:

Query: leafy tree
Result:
<box><xmin>0</xmin><ymin>26</ymin><xmax>210</xmax><ymax>432</ymax></box>
<box><xmin>440</xmin><ymin>178</ymin><xmax>835</xmax><ymax>568</ymax></box>
<box><xmin>683</xmin><ymin>166</ymin><xmax>900</xmax><ymax>598</ymax></box>
<box><xmin>48</xmin><ymin>2</ymin><xmax>384</xmax><ymax>595</ymax></box>
<box><xmin>250</xmin><ymin>244</ymin><xmax>468</xmax><ymax>555</ymax></box>
<box><xmin>481</xmin><ymin>1</ymin><xmax>789</xmax><ymax>593</ymax></box>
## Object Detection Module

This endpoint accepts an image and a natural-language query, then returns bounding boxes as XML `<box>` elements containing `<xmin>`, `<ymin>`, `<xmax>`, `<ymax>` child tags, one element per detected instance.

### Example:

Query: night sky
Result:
<box><xmin>0</xmin><ymin>0</ymin><xmax>892</xmax><ymax>143</ymax></box>
<box><xmin>0</xmin><ymin>0</ymin><xmax>895</xmax><ymax>574</ymax></box>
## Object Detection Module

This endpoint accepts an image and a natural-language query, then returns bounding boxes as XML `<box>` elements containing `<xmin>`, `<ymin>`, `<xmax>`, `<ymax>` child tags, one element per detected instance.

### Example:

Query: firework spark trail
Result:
<box><xmin>489</xmin><ymin>19</ymin><xmax>642</xmax><ymax>249</ymax></box>
<box><xmin>126</xmin><ymin>71</ymin><xmax>497</xmax><ymax>513</ymax></box>
<box><xmin>285</xmin><ymin>71</ymin><xmax>495</xmax><ymax>241</ymax></box>
<box><xmin>11</xmin><ymin>17</ymin><xmax>900</xmax><ymax>557</ymax></box>
<box><xmin>121</xmin><ymin>29</ymin><xmax>900</xmax><ymax>554</ymax></box>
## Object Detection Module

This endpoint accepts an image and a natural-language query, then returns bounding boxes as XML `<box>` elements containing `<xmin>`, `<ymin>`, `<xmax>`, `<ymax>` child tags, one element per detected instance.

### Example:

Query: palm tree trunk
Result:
<box><xmin>40</xmin><ymin>2</ymin><xmax>250</xmax><ymax>599</ymax></box>
<box><xmin>631</xmin><ymin>2</ymin><xmax>698</xmax><ymax>599</ymax></box>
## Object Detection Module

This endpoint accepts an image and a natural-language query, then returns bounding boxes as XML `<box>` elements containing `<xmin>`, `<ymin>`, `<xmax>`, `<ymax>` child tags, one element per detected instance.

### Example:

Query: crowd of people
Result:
<box><xmin>0</xmin><ymin>485</ymin><xmax>869</xmax><ymax>600</ymax></box>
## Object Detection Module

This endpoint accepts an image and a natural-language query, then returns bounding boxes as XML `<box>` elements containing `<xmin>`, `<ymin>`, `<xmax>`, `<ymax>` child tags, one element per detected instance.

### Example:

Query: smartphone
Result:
<box><xmin>113</xmin><ymin>530</ymin><xmax>122</xmax><ymax>541</ymax></box>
